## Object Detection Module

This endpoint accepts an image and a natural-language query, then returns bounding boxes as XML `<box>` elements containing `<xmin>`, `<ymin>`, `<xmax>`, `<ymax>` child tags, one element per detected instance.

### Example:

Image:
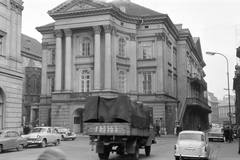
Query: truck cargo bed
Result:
<box><xmin>84</xmin><ymin>123</ymin><xmax>150</xmax><ymax>137</ymax></box>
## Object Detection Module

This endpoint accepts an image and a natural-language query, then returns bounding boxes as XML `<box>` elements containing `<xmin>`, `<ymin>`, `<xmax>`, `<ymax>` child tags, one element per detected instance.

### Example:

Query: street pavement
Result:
<box><xmin>211</xmin><ymin>139</ymin><xmax>240</xmax><ymax>160</ymax></box>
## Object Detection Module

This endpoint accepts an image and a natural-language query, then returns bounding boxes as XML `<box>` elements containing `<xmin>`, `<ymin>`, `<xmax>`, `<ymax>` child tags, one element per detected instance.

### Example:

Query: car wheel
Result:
<box><xmin>0</xmin><ymin>145</ymin><xmax>3</xmax><ymax>153</ymax></box>
<box><xmin>40</xmin><ymin>139</ymin><xmax>46</xmax><ymax>148</ymax></box>
<box><xmin>55</xmin><ymin>140</ymin><xmax>60</xmax><ymax>146</ymax></box>
<box><xmin>17</xmin><ymin>144</ymin><xmax>24</xmax><ymax>151</ymax></box>
<box><xmin>175</xmin><ymin>156</ymin><xmax>180</xmax><ymax>160</ymax></box>
<box><xmin>72</xmin><ymin>138</ymin><xmax>76</xmax><ymax>141</ymax></box>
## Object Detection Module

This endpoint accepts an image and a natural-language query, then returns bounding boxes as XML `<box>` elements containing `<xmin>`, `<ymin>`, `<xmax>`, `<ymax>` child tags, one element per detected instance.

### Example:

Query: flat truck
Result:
<box><xmin>83</xmin><ymin>95</ymin><xmax>156</xmax><ymax>160</ymax></box>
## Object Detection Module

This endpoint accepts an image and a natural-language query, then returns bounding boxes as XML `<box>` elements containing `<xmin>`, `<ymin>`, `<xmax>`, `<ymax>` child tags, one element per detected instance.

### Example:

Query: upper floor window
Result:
<box><xmin>118</xmin><ymin>38</ymin><xmax>126</xmax><ymax>57</ymax></box>
<box><xmin>142</xmin><ymin>42</ymin><xmax>152</xmax><ymax>59</ymax></box>
<box><xmin>82</xmin><ymin>37</ymin><xmax>91</xmax><ymax>56</ymax></box>
<box><xmin>142</xmin><ymin>72</ymin><xmax>152</xmax><ymax>93</ymax></box>
<box><xmin>50</xmin><ymin>77</ymin><xmax>55</xmax><ymax>94</ymax></box>
<box><xmin>79</xmin><ymin>69</ymin><xmax>90</xmax><ymax>92</ymax></box>
<box><xmin>119</xmin><ymin>70</ymin><xmax>126</xmax><ymax>93</ymax></box>
<box><xmin>49</xmin><ymin>49</ymin><xmax>55</xmax><ymax>65</ymax></box>
<box><xmin>167</xmin><ymin>43</ymin><xmax>172</xmax><ymax>64</ymax></box>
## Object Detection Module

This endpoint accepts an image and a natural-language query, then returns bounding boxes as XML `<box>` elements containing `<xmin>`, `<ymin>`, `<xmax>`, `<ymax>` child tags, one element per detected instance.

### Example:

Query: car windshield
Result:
<box><xmin>210</xmin><ymin>128</ymin><xmax>223</xmax><ymax>133</ymax></box>
<box><xmin>179</xmin><ymin>133</ymin><xmax>204</xmax><ymax>141</ymax></box>
<box><xmin>31</xmin><ymin>128</ymin><xmax>47</xmax><ymax>133</ymax></box>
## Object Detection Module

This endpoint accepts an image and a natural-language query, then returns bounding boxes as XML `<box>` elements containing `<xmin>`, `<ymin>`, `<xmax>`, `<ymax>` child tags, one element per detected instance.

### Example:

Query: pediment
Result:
<box><xmin>48</xmin><ymin>0</ymin><xmax>108</xmax><ymax>14</ymax></box>
<box><xmin>67</xmin><ymin>1</ymin><xmax>96</xmax><ymax>11</ymax></box>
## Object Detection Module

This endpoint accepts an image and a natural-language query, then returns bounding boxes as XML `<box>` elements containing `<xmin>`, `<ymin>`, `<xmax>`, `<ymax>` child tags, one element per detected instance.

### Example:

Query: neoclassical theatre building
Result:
<box><xmin>36</xmin><ymin>0</ymin><xmax>211</xmax><ymax>134</ymax></box>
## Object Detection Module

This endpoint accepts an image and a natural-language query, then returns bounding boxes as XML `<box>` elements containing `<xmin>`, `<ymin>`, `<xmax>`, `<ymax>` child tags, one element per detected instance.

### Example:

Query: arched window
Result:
<box><xmin>82</xmin><ymin>37</ymin><xmax>91</xmax><ymax>56</ymax></box>
<box><xmin>79</xmin><ymin>69</ymin><xmax>90</xmax><ymax>92</ymax></box>
<box><xmin>118</xmin><ymin>38</ymin><xmax>126</xmax><ymax>57</ymax></box>
<box><xmin>119</xmin><ymin>70</ymin><xmax>126</xmax><ymax>93</ymax></box>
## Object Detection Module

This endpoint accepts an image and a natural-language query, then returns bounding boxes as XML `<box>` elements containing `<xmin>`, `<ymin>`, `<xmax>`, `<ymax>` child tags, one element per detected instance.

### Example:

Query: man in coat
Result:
<box><xmin>237</xmin><ymin>125</ymin><xmax>240</xmax><ymax>154</ymax></box>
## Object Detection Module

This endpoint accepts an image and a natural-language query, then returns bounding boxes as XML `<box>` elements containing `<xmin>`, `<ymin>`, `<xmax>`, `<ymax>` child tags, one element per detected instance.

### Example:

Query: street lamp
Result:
<box><xmin>206</xmin><ymin>52</ymin><xmax>232</xmax><ymax>125</ymax></box>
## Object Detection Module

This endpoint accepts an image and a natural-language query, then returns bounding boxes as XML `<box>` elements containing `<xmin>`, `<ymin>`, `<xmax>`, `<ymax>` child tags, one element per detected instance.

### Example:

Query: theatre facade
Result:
<box><xmin>36</xmin><ymin>0</ymin><xmax>211</xmax><ymax>134</ymax></box>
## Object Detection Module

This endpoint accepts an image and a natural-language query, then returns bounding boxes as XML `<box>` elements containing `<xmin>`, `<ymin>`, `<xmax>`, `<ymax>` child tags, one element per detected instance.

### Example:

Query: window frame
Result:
<box><xmin>118</xmin><ymin>38</ymin><xmax>126</xmax><ymax>58</ymax></box>
<box><xmin>141</xmin><ymin>41</ymin><xmax>153</xmax><ymax>59</ymax></box>
<box><xmin>81</xmin><ymin>37</ymin><xmax>91</xmax><ymax>56</ymax></box>
<box><xmin>79</xmin><ymin>69</ymin><xmax>91</xmax><ymax>92</ymax></box>
<box><xmin>142</xmin><ymin>72</ymin><xmax>152</xmax><ymax>94</ymax></box>
<box><xmin>118</xmin><ymin>70</ymin><xmax>126</xmax><ymax>93</ymax></box>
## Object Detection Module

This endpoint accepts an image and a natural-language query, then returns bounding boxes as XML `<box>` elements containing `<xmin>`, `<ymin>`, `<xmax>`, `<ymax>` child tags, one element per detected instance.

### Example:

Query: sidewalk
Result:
<box><xmin>211</xmin><ymin>140</ymin><xmax>239</xmax><ymax>160</ymax></box>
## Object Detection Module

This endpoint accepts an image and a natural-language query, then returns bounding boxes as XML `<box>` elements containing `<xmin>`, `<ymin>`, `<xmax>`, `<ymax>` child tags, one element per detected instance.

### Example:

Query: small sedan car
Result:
<box><xmin>208</xmin><ymin>128</ymin><xmax>224</xmax><ymax>142</ymax></box>
<box><xmin>174</xmin><ymin>130</ymin><xmax>210</xmax><ymax>160</ymax></box>
<box><xmin>21</xmin><ymin>127</ymin><xmax>61</xmax><ymax>148</ymax></box>
<box><xmin>54</xmin><ymin>127</ymin><xmax>76</xmax><ymax>141</ymax></box>
<box><xmin>0</xmin><ymin>129</ymin><xmax>27</xmax><ymax>153</ymax></box>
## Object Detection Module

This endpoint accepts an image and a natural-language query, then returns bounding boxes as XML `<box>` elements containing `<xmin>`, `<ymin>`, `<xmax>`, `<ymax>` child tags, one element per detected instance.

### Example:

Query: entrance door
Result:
<box><xmin>72</xmin><ymin>108</ymin><xmax>83</xmax><ymax>133</ymax></box>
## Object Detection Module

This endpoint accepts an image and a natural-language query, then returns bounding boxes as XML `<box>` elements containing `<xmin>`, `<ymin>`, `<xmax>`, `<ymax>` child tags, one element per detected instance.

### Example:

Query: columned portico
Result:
<box><xmin>93</xmin><ymin>26</ymin><xmax>101</xmax><ymax>90</ymax></box>
<box><xmin>104</xmin><ymin>25</ymin><xmax>112</xmax><ymax>90</ymax></box>
<box><xmin>55</xmin><ymin>29</ymin><xmax>63</xmax><ymax>92</ymax></box>
<box><xmin>64</xmin><ymin>29</ymin><xmax>72</xmax><ymax>92</ymax></box>
<box><xmin>41</xmin><ymin>42</ymin><xmax>48</xmax><ymax>95</ymax></box>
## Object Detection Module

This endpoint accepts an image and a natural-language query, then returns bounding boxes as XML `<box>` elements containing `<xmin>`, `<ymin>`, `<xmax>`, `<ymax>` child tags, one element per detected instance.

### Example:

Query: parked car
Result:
<box><xmin>174</xmin><ymin>130</ymin><xmax>210</xmax><ymax>160</ymax></box>
<box><xmin>21</xmin><ymin>127</ymin><xmax>61</xmax><ymax>148</ymax></box>
<box><xmin>54</xmin><ymin>127</ymin><xmax>76</xmax><ymax>141</ymax></box>
<box><xmin>208</xmin><ymin>127</ymin><xmax>224</xmax><ymax>142</ymax></box>
<box><xmin>0</xmin><ymin>129</ymin><xmax>27</xmax><ymax>153</ymax></box>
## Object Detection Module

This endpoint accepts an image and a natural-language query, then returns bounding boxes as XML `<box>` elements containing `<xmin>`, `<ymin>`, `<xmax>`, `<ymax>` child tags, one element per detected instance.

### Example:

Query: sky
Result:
<box><xmin>21</xmin><ymin>0</ymin><xmax>240</xmax><ymax>100</ymax></box>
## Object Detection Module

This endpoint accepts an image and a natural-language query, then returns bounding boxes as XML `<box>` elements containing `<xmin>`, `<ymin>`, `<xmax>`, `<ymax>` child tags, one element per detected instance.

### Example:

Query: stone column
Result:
<box><xmin>41</xmin><ymin>42</ymin><xmax>48</xmax><ymax>96</ymax></box>
<box><xmin>64</xmin><ymin>29</ymin><xmax>72</xmax><ymax>92</ymax></box>
<box><xmin>130</xmin><ymin>34</ymin><xmax>137</xmax><ymax>93</ymax></box>
<box><xmin>93</xmin><ymin>26</ymin><xmax>101</xmax><ymax>90</ymax></box>
<box><xmin>104</xmin><ymin>25</ymin><xmax>112</xmax><ymax>90</ymax></box>
<box><xmin>155</xmin><ymin>32</ymin><xmax>166</xmax><ymax>93</ymax></box>
<box><xmin>55</xmin><ymin>29</ymin><xmax>63</xmax><ymax>92</ymax></box>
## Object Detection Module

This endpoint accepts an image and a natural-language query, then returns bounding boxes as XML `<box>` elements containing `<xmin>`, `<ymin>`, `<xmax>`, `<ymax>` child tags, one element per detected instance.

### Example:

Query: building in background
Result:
<box><xmin>21</xmin><ymin>34</ymin><xmax>42</xmax><ymax>127</ymax></box>
<box><xmin>234</xmin><ymin>46</ymin><xmax>240</xmax><ymax>124</ymax></box>
<box><xmin>218</xmin><ymin>95</ymin><xmax>235</xmax><ymax>126</ymax></box>
<box><xmin>36</xmin><ymin>0</ymin><xmax>211</xmax><ymax>134</ymax></box>
<box><xmin>207</xmin><ymin>92</ymin><xmax>219</xmax><ymax>125</ymax></box>
<box><xmin>0</xmin><ymin>0</ymin><xmax>24</xmax><ymax>132</ymax></box>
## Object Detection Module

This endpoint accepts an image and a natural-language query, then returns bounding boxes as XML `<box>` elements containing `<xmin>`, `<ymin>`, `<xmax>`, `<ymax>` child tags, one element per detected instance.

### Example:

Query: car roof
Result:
<box><xmin>179</xmin><ymin>130</ymin><xmax>205</xmax><ymax>135</ymax></box>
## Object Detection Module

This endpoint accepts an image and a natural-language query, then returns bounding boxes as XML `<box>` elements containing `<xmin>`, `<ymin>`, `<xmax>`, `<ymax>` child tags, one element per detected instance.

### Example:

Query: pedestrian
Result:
<box><xmin>37</xmin><ymin>148</ymin><xmax>67</xmax><ymax>160</ymax></box>
<box><xmin>197</xmin><ymin>124</ymin><xmax>201</xmax><ymax>131</ymax></box>
<box><xmin>237</xmin><ymin>125</ymin><xmax>240</xmax><ymax>154</ymax></box>
<box><xmin>176</xmin><ymin>124</ymin><xmax>182</xmax><ymax>136</ymax></box>
<box><xmin>155</xmin><ymin>120</ymin><xmax>160</xmax><ymax>137</ymax></box>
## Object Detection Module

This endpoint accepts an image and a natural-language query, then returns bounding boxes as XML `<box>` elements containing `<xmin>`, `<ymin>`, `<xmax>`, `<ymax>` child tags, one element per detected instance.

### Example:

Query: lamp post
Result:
<box><xmin>206</xmin><ymin>52</ymin><xmax>232</xmax><ymax>125</ymax></box>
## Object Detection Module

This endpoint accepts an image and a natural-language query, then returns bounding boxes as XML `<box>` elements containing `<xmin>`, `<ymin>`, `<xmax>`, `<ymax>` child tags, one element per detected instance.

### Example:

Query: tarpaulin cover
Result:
<box><xmin>83</xmin><ymin>96</ymin><xmax>151</xmax><ymax>129</ymax></box>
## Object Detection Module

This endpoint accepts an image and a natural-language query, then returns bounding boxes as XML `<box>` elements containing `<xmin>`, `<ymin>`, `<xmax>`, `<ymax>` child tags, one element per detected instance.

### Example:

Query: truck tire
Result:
<box><xmin>98</xmin><ymin>150</ymin><xmax>110</xmax><ymax>160</ymax></box>
<box><xmin>145</xmin><ymin>146</ymin><xmax>151</xmax><ymax>156</ymax></box>
<box><xmin>130</xmin><ymin>144</ymin><xmax>139</xmax><ymax>160</ymax></box>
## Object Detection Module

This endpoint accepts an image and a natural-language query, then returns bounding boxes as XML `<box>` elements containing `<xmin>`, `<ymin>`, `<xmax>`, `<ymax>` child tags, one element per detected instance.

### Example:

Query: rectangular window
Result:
<box><xmin>142</xmin><ymin>42</ymin><xmax>152</xmax><ymax>59</ymax></box>
<box><xmin>167</xmin><ymin>44</ymin><xmax>171</xmax><ymax>64</ymax></box>
<box><xmin>51</xmin><ymin>49</ymin><xmax>55</xmax><ymax>65</ymax></box>
<box><xmin>119</xmin><ymin>70</ymin><xmax>126</xmax><ymax>93</ymax></box>
<box><xmin>0</xmin><ymin>37</ymin><xmax>2</xmax><ymax>55</ymax></box>
<box><xmin>142</xmin><ymin>72</ymin><xmax>152</xmax><ymax>93</ymax></box>
<box><xmin>51</xmin><ymin>77</ymin><xmax>55</xmax><ymax>93</ymax></box>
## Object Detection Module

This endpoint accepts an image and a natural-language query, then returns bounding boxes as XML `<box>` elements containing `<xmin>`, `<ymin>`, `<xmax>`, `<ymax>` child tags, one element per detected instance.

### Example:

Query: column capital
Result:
<box><xmin>130</xmin><ymin>34</ymin><xmax>136</xmax><ymax>41</ymax></box>
<box><xmin>55</xmin><ymin>29</ymin><xmax>63</xmax><ymax>38</ymax></box>
<box><xmin>103</xmin><ymin>25</ymin><xmax>112</xmax><ymax>34</ymax></box>
<box><xmin>64</xmin><ymin>29</ymin><xmax>72</xmax><ymax>37</ymax></box>
<box><xmin>42</xmin><ymin>42</ymin><xmax>48</xmax><ymax>50</ymax></box>
<box><xmin>93</xmin><ymin>26</ymin><xmax>101</xmax><ymax>34</ymax></box>
<box><xmin>156</xmin><ymin>32</ymin><xmax>166</xmax><ymax>41</ymax></box>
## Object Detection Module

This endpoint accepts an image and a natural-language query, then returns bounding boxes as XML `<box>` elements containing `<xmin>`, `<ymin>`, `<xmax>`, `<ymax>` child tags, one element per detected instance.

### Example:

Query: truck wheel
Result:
<box><xmin>98</xmin><ymin>149</ymin><xmax>110</xmax><ymax>160</ymax></box>
<box><xmin>130</xmin><ymin>144</ymin><xmax>139</xmax><ymax>160</ymax></box>
<box><xmin>145</xmin><ymin>146</ymin><xmax>151</xmax><ymax>156</ymax></box>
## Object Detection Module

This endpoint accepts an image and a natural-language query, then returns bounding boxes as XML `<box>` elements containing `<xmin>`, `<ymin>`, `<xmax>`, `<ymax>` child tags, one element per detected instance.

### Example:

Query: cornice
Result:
<box><xmin>36</xmin><ymin>25</ymin><xmax>55</xmax><ymax>34</ymax></box>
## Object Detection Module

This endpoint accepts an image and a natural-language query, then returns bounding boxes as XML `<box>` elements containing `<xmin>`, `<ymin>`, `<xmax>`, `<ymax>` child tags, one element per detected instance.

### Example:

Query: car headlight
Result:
<box><xmin>37</xmin><ymin>135</ymin><xmax>41</xmax><ymax>140</ymax></box>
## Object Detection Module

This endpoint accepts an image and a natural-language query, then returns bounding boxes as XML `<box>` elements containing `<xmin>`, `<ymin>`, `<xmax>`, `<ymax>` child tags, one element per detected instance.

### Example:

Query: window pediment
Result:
<box><xmin>67</xmin><ymin>2</ymin><xmax>95</xmax><ymax>11</ymax></box>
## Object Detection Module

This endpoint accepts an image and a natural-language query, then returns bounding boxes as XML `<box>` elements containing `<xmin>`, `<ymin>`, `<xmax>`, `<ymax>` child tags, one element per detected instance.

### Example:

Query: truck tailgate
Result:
<box><xmin>84</xmin><ymin>123</ymin><xmax>149</xmax><ymax>136</ymax></box>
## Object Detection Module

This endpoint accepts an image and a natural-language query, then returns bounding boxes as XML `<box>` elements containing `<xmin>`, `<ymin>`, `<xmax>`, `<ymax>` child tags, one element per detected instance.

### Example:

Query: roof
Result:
<box><xmin>109</xmin><ymin>0</ymin><xmax>163</xmax><ymax>16</ymax></box>
<box><xmin>179</xmin><ymin>130</ymin><xmax>205</xmax><ymax>135</ymax></box>
<box><xmin>21</xmin><ymin>34</ymin><xmax>42</xmax><ymax>58</ymax></box>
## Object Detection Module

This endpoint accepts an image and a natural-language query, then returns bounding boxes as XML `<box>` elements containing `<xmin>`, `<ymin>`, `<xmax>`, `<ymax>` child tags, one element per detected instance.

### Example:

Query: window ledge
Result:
<box><xmin>137</xmin><ymin>58</ymin><xmax>156</xmax><ymax>61</ymax></box>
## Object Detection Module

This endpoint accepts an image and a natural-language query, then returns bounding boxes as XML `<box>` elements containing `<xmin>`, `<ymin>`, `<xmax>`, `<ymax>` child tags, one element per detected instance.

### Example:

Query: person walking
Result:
<box><xmin>237</xmin><ymin>125</ymin><xmax>240</xmax><ymax>154</ymax></box>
